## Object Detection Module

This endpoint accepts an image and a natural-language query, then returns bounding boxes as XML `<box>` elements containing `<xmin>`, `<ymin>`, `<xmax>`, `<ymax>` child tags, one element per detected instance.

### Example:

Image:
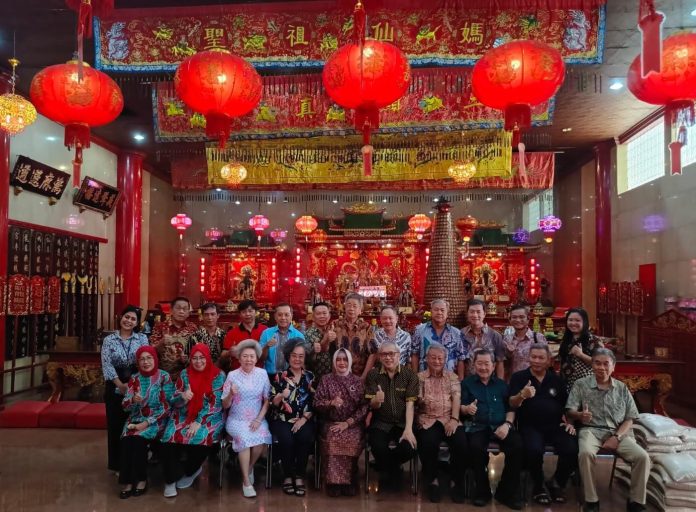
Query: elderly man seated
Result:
<box><xmin>509</xmin><ymin>343</ymin><xmax>577</xmax><ymax>505</ymax></box>
<box><xmin>461</xmin><ymin>348</ymin><xmax>523</xmax><ymax>510</ymax></box>
<box><xmin>566</xmin><ymin>348</ymin><xmax>650</xmax><ymax>512</ymax></box>
<box><xmin>365</xmin><ymin>340</ymin><xmax>419</xmax><ymax>491</ymax></box>
<box><xmin>415</xmin><ymin>343</ymin><xmax>467</xmax><ymax>503</ymax></box>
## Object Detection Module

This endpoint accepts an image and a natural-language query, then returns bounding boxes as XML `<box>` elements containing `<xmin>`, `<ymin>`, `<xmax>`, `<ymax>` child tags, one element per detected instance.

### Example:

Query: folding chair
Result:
<box><xmin>266</xmin><ymin>435</ymin><xmax>321</xmax><ymax>490</ymax></box>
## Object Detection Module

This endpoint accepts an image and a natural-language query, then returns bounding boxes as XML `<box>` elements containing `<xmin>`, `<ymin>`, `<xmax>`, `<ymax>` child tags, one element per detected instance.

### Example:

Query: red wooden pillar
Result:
<box><xmin>594</xmin><ymin>140</ymin><xmax>614</xmax><ymax>335</ymax></box>
<box><xmin>115</xmin><ymin>151</ymin><xmax>144</xmax><ymax>314</ymax></box>
<box><xmin>0</xmin><ymin>72</ymin><xmax>11</xmax><ymax>402</ymax></box>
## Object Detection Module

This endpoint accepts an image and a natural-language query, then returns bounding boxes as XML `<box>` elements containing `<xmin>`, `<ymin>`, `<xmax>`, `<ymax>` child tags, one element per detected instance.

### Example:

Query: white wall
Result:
<box><xmin>6</xmin><ymin>114</ymin><xmax>117</xmax><ymax>394</ymax></box>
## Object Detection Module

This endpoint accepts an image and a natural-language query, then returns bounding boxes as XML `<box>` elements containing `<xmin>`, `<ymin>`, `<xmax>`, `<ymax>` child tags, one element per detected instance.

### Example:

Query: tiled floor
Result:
<box><xmin>0</xmin><ymin>428</ymin><xmax>647</xmax><ymax>512</ymax></box>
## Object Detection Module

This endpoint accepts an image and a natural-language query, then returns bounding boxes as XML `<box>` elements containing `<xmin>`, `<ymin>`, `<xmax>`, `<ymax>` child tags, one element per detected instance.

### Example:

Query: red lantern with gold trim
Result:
<box><xmin>627</xmin><ymin>33</ymin><xmax>696</xmax><ymax>175</ymax></box>
<box><xmin>295</xmin><ymin>215</ymin><xmax>318</xmax><ymax>235</ymax></box>
<box><xmin>408</xmin><ymin>214</ymin><xmax>432</xmax><ymax>240</ymax></box>
<box><xmin>30</xmin><ymin>61</ymin><xmax>123</xmax><ymax>187</ymax></box>
<box><xmin>175</xmin><ymin>50</ymin><xmax>262</xmax><ymax>149</ymax></box>
<box><xmin>249</xmin><ymin>215</ymin><xmax>270</xmax><ymax>236</ymax></box>
<box><xmin>322</xmin><ymin>1</ymin><xmax>410</xmax><ymax>176</ymax></box>
<box><xmin>310</xmin><ymin>229</ymin><xmax>328</xmax><ymax>243</ymax></box>
<box><xmin>456</xmin><ymin>215</ymin><xmax>479</xmax><ymax>242</ymax></box>
<box><xmin>472</xmin><ymin>40</ymin><xmax>565</xmax><ymax>144</ymax></box>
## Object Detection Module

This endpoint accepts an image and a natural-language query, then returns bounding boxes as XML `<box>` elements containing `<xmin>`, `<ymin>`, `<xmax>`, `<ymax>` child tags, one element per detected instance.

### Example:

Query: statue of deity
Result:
<box><xmin>398</xmin><ymin>282</ymin><xmax>415</xmax><ymax>309</ymax></box>
<box><xmin>236</xmin><ymin>266</ymin><xmax>256</xmax><ymax>300</ymax></box>
<box><xmin>516</xmin><ymin>274</ymin><xmax>526</xmax><ymax>302</ymax></box>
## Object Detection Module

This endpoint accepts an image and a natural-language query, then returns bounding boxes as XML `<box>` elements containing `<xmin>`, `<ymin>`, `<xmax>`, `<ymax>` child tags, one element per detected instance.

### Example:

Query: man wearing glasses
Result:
<box><xmin>365</xmin><ymin>341</ymin><xmax>419</xmax><ymax>491</ymax></box>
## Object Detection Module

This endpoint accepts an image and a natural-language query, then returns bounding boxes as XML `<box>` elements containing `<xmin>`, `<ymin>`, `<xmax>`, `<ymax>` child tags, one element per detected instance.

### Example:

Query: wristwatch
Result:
<box><xmin>504</xmin><ymin>420</ymin><xmax>514</xmax><ymax>429</ymax></box>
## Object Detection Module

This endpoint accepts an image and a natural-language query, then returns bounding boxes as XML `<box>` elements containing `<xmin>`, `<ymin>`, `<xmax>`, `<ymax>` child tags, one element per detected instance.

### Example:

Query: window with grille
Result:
<box><xmin>625</xmin><ymin>122</ymin><xmax>665</xmax><ymax>191</ymax></box>
<box><xmin>682</xmin><ymin>123</ymin><xmax>696</xmax><ymax>168</ymax></box>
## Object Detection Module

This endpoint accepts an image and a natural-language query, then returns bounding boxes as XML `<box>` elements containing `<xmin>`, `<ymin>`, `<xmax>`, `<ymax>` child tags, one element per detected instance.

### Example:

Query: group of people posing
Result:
<box><xmin>101</xmin><ymin>294</ymin><xmax>650</xmax><ymax>512</ymax></box>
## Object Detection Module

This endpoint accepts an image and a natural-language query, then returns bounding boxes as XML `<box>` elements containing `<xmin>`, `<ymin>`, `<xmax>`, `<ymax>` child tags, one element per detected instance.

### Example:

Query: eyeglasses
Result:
<box><xmin>379</xmin><ymin>351</ymin><xmax>398</xmax><ymax>358</ymax></box>
<box><xmin>191</xmin><ymin>356</ymin><xmax>206</xmax><ymax>362</ymax></box>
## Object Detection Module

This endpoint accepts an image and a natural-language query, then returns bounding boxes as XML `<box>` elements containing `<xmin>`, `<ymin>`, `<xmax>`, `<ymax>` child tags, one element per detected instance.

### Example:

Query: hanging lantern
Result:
<box><xmin>448</xmin><ymin>160</ymin><xmax>477</xmax><ymax>184</ymax></box>
<box><xmin>512</xmin><ymin>228</ymin><xmax>531</xmax><ymax>244</ymax></box>
<box><xmin>219</xmin><ymin>161</ymin><xmax>247</xmax><ymax>185</ymax></box>
<box><xmin>249</xmin><ymin>214</ymin><xmax>270</xmax><ymax>236</ymax></box>
<box><xmin>310</xmin><ymin>229</ymin><xmax>328</xmax><ymax>243</ymax></box>
<box><xmin>472</xmin><ymin>40</ymin><xmax>564</xmax><ymax>182</ymax></box>
<box><xmin>205</xmin><ymin>227</ymin><xmax>223</xmax><ymax>241</ymax></box>
<box><xmin>322</xmin><ymin>0</ymin><xmax>410</xmax><ymax>176</ymax></box>
<box><xmin>65</xmin><ymin>0</ymin><xmax>114</xmax><ymax>77</ymax></box>
<box><xmin>408</xmin><ymin>214</ymin><xmax>432</xmax><ymax>240</ymax></box>
<box><xmin>295</xmin><ymin>215</ymin><xmax>318</xmax><ymax>234</ymax></box>
<box><xmin>538</xmin><ymin>214</ymin><xmax>562</xmax><ymax>243</ymax></box>
<box><xmin>175</xmin><ymin>50</ymin><xmax>262</xmax><ymax>149</ymax></box>
<box><xmin>627</xmin><ymin>33</ymin><xmax>696</xmax><ymax>175</ymax></box>
<box><xmin>455</xmin><ymin>215</ymin><xmax>479</xmax><ymax>242</ymax></box>
<box><xmin>270</xmin><ymin>229</ymin><xmax>287</xmax><ymax>244</ymax></box>
<box><xmin>0</xmin><ymin>58</ymin><xmax>37</xmax><ymax>136</ymax></box>
<box><xmin>171</xmin><ymin>213</ymin><xmax>192</xmax><ymax>239</ymax></box>
<box><xmin>30</xmin><ymin>60</ymin><xmax>123</xmax><ymax>187</ymax></box>
<box><xmin>404</xmin><ymin>229</ymin><xmax>420</xmax><ymax>244</ymax></box>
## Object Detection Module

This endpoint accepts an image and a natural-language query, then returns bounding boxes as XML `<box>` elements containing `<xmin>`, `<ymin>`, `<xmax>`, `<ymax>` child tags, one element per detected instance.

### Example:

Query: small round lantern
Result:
<box><xmin>472</xmin><ymin>40</ymin><xmax>565</xmax><ymax>145</ymax></box>
<box><xmin>408</xmin><ymin>214</ymin><xmax>432</xmax><ymax>240</ymax></box>
<box><xmin>310</xmin><ymin>229</ymin><xmax>328</xmax><ymax>243</ymax></box>
<box><xmin>249</xmin><ymin>215</ymin><xmax>270</xmax><ymax>236</ymax></box>
<box><xmin>295</xmin><ymin>215</ymin><xmax>318</xmax><ymax>234</ymax></box>
<box><xmin>171</xmin><ymin>213</ymin><xmax>192</xmax><ymax>239</ymax></box>
<box><xmin>270</xmin><ymin>229</ymin><xmax>288</xmax><ymax>243</ymax></box>
<box><xmin>538</xmin><ymin>214</ymin><xmax>562</xmax><ymax>243</ymax></box>
<box><xmin>448</xmin><ymin>161</ymin><xmax>477</xmax><ymax>184</ymax></box>
<box><xmin>456</xmin><ymin>215</ymin><xmax>479</xmax><ymax>242</ymax></box>
<box><xmin>30</xmin><ymin>60</ymin><xmax>123</xmax><ymax>187</ymax></box>
<box><xmin>205</xmin><ymin>227</ymin><xmax>224</xmax><ymax>241</ymax></box>
<box><xmin>219</xmin><ymin>161</ymin><xmax>248</xmax><ymax>185</ymax></box>
<box><xmin>404</xmin><ymin>229</ymin><xmax>420</xmax><ymax>244</ymax></box>
<box><xmin>0</xmin><ymin>58</ymin><xmax>37</xmax><ymax>136</ymax></box>
<box><xmin>512</xmin><ymin>228</ymin><xmax>531</xmax><ymax>244</ymax></box>
<box><xmin>175</xmin><ymin>50</ymin><xmax>262</xmax><ymax>148</ymax></box>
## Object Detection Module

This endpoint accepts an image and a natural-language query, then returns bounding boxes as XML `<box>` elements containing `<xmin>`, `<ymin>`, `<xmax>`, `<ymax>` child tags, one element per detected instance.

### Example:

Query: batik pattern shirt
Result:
<box><xmin>121</xmin><ymin>370</ymin><xmax>174</xmax><ymax>440</ymax></box>
<box><xmin>411</xmin><ymin>322</ymin><xmax>464</xmax><ymax>372</ymax></box>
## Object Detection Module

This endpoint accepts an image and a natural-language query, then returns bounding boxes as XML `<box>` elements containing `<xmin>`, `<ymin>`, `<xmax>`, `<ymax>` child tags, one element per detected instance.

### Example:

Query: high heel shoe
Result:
<box><xmin>119</xmin><ymin>487</ymin><xmax>133</xmax><ymax>499</ymax></box>
<box><xmin>132</xmin><ymin>482</ymin><xmax>148</xmax><ymax>497</ymax></box>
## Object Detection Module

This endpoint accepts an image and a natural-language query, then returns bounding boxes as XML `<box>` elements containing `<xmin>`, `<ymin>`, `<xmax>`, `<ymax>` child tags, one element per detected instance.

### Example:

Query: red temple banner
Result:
<box><xmin>29</xmin><ymin>276</ymin><xmax>45</xmax><ymax>315</ymax></box>
<box><xmin>153</xmin><ymin>70</ymin><xmax>553</xmax><ymax>142</ymax></box>
<box><xmin>47</xmin><ymin>276</ymin><xmax>61</xmax><ymax>314</ymax></box>
<box><xmin>95</xmin><ymin>1</ymin><xmax>605</xmax><ymax>72</ymax></box>
<box><xmin>7</xmin><ymin>275</ymin><xmax>30</xmax><ymax>316</ymax></box>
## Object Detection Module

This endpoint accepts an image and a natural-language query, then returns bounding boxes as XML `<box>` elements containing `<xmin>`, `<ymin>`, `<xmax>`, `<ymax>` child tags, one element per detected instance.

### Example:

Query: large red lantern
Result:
<box><xmin>310</xmin><ymin>229</ymin><xmax>328</xmax><ymax>243</ymax></box>
<box><xmin>30</xmin><ymin>61</ymin><xmax>123</xmax><ymax>187</ymax></box>
<box><xmin>472</xmin><ymin>41</ymin><xmax>565</xmax><ymax>144</ymax></box>
<box><xmin>408</xmin><ymin>214</ymin><xmax>432</xmax><ymax>239</ymax></box>
<box><xmin>627</xmin><ymin>33</ymin><xmax>696</xmax><ymax>175</ymax></box>
<box><xmin>249</xmin><ymin>215</ymin><xmax>270</xmax><ymax>236</ymax></box>
<box><xmin>322</xmin><ymin>1</ymin><xmax>410</xmax><ymax>176</ymax></box>
<box><xmin>175</xmin><ymin>50</ymin><xmax>262</xmax><ymax>149</ymax></box>
<box><xmin>295</xmin><ymin>215</ymin><xmax>318</xmax><ymax>234</ymax></box>
<box><xmin>171</xmin><ymin>213</ymin><xmax>192</xmax><ymax>239</ymax></box>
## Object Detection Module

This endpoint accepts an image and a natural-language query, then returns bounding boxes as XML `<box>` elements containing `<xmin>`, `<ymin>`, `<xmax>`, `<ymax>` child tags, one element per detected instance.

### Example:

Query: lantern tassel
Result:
<box><xmin>517</xmin><ymin>142</ymin><xmax>529</xmax><ymax>187</ymax></box>
<box><xmin>638</xmin><ymin>0</ymin><xmax>665</xmax><ymax>77</ymax></box>
<box><xmin>669</xmin><ymin>125</ymin><xmax>687</xmax><ymax>176</ymax></box>
<box><xmin>65</xmin><ymin>123</ymin><xmax>91</xmax><ymax>187</ymax></box>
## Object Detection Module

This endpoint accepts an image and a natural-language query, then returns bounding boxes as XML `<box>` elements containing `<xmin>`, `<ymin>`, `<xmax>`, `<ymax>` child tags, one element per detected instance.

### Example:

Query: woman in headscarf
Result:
<box><xmin>313</xmin><ymin>348</ymin><xmax>368</xmax><ymax>497</ymax></box>
<box><xmin>269</xmin><ymin>339</ymin><xmax>316</xmax><ymax>497</ymax></box>
<box><xmin>118</xmin><ymin>345</ymin><xmax>174</xmax><ymax>499</ymax></box>
<box><xmin>160</xmin><ymin>343</ymin><xmax>225</xmax><ymax>498</ymax></box>
<box><xmin>223</xmin><ymin>339</ymin><xmax>272</xmax><ymax>498</ymax></box>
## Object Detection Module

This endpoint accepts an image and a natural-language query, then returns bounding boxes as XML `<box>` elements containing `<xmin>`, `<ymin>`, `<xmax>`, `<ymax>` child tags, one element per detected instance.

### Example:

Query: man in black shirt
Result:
<box><xmin>509</xmin><ymin>343</ymin><xmax>578</xmax><ymax>505</ymax></box>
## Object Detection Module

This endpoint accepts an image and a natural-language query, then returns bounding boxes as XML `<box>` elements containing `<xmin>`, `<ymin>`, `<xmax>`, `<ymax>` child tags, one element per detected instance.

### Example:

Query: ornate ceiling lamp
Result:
<box><xmin>175</xmin><ymin>50</ymin><xmax>262</xmax><ymax>148</ymax></box>
<box><xmin>322</xmin><ymin>0</ymin><xmax>410</xmax><ymax>176</ymax></box>
<box><xmin>219</xmin><ymin>161</ymin><xmax>248</xmax><ymax>186</ymax></box>
<box><xmin>0</xmin><ymin>58</ymin><xmax>37</xmax><ymax>136</ymax></box>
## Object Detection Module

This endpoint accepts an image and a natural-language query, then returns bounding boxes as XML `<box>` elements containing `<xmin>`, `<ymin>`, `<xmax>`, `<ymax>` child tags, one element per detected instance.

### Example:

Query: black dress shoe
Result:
<box><xmin>427</xmin><ymin>484</ymin><xmax>441</xmax><ymax>503</ymax></box>
<box><xmin>119</xmin><ymin>489</ymin><xmax>133</xmax><ymax>499</ymax></box>
<box><xmin>627</xmin><ymin>501</ymin><xmax>646</xmax><ymax>512</ymax></box>
<box><xmin>132</xmin><ymin>484</ymin><xmax>148</xmax><ymax>497</ymax></box>
<box><xmin>583</xmin><ymin>501</ymin><xmax>600</xmax><ymax>512</ymax></box>
<box><xmin>473</xmin><ymin>494</ymin><xmax>491</xmax><ymax>507</ymax></box>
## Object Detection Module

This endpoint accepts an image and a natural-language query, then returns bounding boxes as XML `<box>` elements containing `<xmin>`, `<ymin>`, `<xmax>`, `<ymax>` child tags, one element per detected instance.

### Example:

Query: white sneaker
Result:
<box><xmin>163</xmin><ymin>483</ymin><xmax>177</xmax><ymax>498</ymax></box>
<box><xmin>242</xmin><ymin>484</ymin><xmax>257</xmax><ymax>498</ymax></box>
<box><xmin>176</xmin><ymin>467</ymin><xmax>202</xmax><ymax>489</ymax></box>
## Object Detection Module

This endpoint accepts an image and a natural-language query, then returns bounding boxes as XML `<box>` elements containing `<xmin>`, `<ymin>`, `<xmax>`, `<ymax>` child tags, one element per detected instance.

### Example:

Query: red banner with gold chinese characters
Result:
<box><xmin>47</xmin><ymin>276</ymin><xmax>61</xmax><ymax>314</ymax></box>
<box><xmin>95</xmin><ymin>1</ymin><xmax>604</xmax><ymax>72</ymax></box>
<box><xmin>30</xmin><ymin>276</ymin><xmax>45</xmax><ymax>315</ymax></box>
<box><xmin>153</xmin><ymin>70</ymin><xmax>553</xmax><ymax>142</ymax></box>
<box><xmin>7</xmin><ymin>275</ymin><xmax>30</xmax><ymax>316</ymax></box>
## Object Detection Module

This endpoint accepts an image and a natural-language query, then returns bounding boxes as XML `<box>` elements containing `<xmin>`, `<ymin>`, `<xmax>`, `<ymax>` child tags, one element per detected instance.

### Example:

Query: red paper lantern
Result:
<box><xmin>408</xmin><ymin>214</ymin><xmax>432</xmax><ymax>239</ymax></box>
<box><xmin>472</xmin><ymin>40</ymin><xmax>565</xmax><ymax>142</ymax></box>
<box><xmin>30</xmin><ymin>61</ymin><xmax>123</xmax><ymax>187</ymax></box>
<box><xmin>295</xmin><ymin>215</ymin><xmax>318</xmax><ymax>234</ymax></box>
<box><xmin>171</xmin><ymin>213</ymin><xmax>192</xmax><ymax>239</ymax></box>
<box><xmin>270</xmin><ymin>229</ymin><xmax>287</xmax><ymax>243</ymax></box>
<box><xmin>627</xmin><ymin>33</ymin><xmax>696</xmax><ymax>175</ymax></box>
<box><xmin>322</xmin><ymin>1</ymin><xmax>410</xmax><ymax>176</ymax></box>
<box><xmin>175</xmin><ymin>50</ymin><xmax>262</xmax><ymax>149</ymax></box>
<box><xmin>205</xmin><ymin>227</ymin><xmax>224</xmax><ymax>241</ymax></box>
<box><xmin>249</xmin><ymin>214</ymin><xmax>270</xmax><ymax>236</ymax></box>
<box><xmin>456</xmin><ymin>215</ymin><xmax>479</xmax><ymax>242</ymax></box>
<box><xmin>404</xmin><ymin>229</ymin><xmax>420</xmax><ymax>244</ymax></box>
<box><xmin>310</xmin><ymin>229</ymin><xmax>328</xmax><ymax>243</ymax></box>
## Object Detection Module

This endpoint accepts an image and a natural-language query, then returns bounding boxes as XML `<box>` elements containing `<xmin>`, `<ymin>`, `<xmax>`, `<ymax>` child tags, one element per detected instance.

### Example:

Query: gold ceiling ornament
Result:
<box><xmin>340</xmin><ymin>203</ymin><xmax>386</xmax><ymax>214</ymax></box>
<box><xmin>0</xmin><ymin>58</ymin><xmax>37</xmax><ymax>136</ymax></box>
<box><xmin>219</xmin><ymin>161</ymin><xmax>247</xmax><ymax>185</ymax></box>
<box><xmin>447</xmin><ymin>160</ymin><xmax>477</xmax><ymax>183</ymax></box>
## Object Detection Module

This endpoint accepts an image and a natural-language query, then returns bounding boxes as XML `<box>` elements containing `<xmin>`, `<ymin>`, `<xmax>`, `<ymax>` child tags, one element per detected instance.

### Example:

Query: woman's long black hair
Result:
<box><xmin>558</xmin><ymin>307</ymin><xmax>591</xmax><ymax>363</ymax></box>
